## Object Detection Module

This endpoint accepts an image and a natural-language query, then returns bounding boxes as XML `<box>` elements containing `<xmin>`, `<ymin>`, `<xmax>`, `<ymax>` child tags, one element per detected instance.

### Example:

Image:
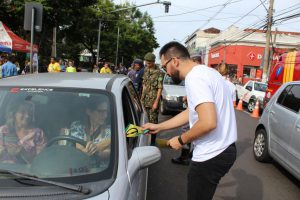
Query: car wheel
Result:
<box><xmin>253</xmin><ymin>129</ymin><xmax>271</xmax><ymax>162</ymax></box>
<box><xmin>160</xmin><ymin>100</ymin><xmax>167</xmax><ymax>115</ymax></box>
<box><xmin>247</xmin><ymin>99</ymin><xmax>255</xmax><ymax>113</ymax></box>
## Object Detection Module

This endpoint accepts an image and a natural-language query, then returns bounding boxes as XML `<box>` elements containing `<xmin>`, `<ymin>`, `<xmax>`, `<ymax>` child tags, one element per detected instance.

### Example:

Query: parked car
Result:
<box><xmin>0</xmin><ymin>73</ymin><xmax>161</xmax><ymax>200</ymax></box>
<box><xmin>253</xmin><ymin>81</ymin><xmax>300</xmax><ymax>180</ymax></box>
<box><xmin>160</xmin><ymin>75</ymin><xmax>186</xmax><ymax>115</ymax></box>
<box><xmin>236</xmin><ymin>80</ymin><xmax>267</xmax><ymax>112</ymax></box>
<box><xmin>263</xmin><ymin>51</ymin><xmax>300</xmax><ymax>107</ymax></box>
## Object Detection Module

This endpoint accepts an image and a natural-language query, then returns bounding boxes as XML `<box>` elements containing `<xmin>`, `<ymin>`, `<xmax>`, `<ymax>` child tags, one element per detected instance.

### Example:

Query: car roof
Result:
<box><xmin>0</xmin><ymin>73</ymin><xmax>128</xmax><ymax>90</ymax></box>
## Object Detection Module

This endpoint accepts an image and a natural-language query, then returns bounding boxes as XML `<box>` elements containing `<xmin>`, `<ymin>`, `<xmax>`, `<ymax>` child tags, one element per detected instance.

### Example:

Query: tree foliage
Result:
<box><xmin>0</xmin><ymin>0</ymin><xmax>159</xmax><ymax>67</ymax></box>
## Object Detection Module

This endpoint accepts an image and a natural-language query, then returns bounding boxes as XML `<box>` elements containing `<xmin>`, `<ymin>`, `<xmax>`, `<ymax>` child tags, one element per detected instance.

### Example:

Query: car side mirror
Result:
<box><xmin>128</xmin><ymin>146</ymin><xmax>161</xmax><ymax>180</ymax></box>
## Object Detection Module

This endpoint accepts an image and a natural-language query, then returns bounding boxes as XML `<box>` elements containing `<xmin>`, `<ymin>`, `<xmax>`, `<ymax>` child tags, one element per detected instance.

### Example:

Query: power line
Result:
<box><xmin>151</xmin><ymin>0</ymin><xmax>242</xmax><ymax>19</ymax></box>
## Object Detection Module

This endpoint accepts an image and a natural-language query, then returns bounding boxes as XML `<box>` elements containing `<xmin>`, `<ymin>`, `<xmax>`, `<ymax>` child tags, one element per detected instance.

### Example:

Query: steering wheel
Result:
<box><xmin>46</xmin><ymin>135</ymin><xmax>87</xmax><ymax>147</ymax></box>
<box><xmin>46</xmin><ymin>135</ymin><xmax>101</xmax><ymax>167</ymax></box>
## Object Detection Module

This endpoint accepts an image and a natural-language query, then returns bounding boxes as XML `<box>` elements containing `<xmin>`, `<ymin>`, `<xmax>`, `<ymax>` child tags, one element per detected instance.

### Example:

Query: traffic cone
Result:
<box><xmin>251</xmin><ymin>100</ymin><xmax>260</xmax><ymax>118</ymax></box>
<box><xmin>236</xmin><ymin>95</ymin><xmax>243</xmax><ymax>111</ymax></box>
<box><xmin>233</xmin><ymin>100</ymin><xmax>237</xmax><ymax>107</ymax></box>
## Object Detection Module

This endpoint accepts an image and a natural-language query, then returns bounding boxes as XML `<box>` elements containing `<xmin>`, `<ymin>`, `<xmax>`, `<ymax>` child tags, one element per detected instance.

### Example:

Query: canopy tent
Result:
<box><xmin>0</xmin><ymin>21</ymin><xmax>38</xmax><ymax>53</ymax></box>
<box><xmin>0</xmin><ymin>44</ymin><xmax>12</xmax><ymax>53</ymax></box>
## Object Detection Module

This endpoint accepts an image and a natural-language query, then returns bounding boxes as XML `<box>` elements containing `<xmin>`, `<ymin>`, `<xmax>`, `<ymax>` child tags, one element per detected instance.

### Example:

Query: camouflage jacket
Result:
<box><xmin>141</xmin><ymin>66</ymin><xmax>164</xmax><ymax>108</ymax></box>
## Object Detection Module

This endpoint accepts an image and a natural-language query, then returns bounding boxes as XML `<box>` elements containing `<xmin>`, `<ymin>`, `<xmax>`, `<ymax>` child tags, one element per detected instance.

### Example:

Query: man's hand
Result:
<box><xmin>167</xmin><ymin>136</ymin><xmax>183</xmax><ymax>150</ymax></box>
<box><xmin>142</xmin><ymin>123</ymin><xmax>161</xmax><ymax>134</ymax></box>
<box><xmin>152</xmin><ymin>101</ymin><xmax>159</xmax><ymax>111</ymax></box>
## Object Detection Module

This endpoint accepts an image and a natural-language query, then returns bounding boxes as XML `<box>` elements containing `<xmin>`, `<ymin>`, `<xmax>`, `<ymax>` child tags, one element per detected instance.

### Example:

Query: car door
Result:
<box><xmin>284</xmin><ymin>85</ymin><xmax>300</xmax><ymax>177</ymax></box>
<box><xmin>268</xmin><ymin>85</ymin><xmax>297</xmax><ymax>164</ymax></box>
<box><xmin>243</xmin><ymin>81</ymin><xmax>253</xmax><ymax>102</ymax></box>
<box><xmin>122</xmin><ymin>83</ymin><xmax>148</xmax><ymax>200</ymax></box>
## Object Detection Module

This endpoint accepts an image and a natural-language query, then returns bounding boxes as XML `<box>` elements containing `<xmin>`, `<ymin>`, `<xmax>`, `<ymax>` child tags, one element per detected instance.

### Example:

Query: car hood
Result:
<box><xmin>162</xmin><ymin>85</ymin><xmax>186</xmax><ymax>97</ymax></box>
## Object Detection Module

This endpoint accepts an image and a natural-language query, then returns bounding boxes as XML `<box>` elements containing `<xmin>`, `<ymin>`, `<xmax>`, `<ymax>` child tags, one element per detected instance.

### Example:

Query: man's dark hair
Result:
<box><xmin>51</xmin><ymin>56</ymin><xmax>57</xmax><ymax>61</ymax></box>
<box><xmin>159</xmin><ymin>41</ymin><xmax>190</xmax><ymax>60</ymax></box>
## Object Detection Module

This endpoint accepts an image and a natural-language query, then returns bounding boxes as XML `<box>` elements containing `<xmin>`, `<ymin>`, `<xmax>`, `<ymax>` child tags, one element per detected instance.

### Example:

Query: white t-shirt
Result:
<box><xmin>185</xmin><ymin>65</ymin><xmax>237</xmax><ymax>162</ymax></box>
<box><xmin>225</xmin><ymin>79</ymin><xmax>237</xmax><ymax>101</ymax></box>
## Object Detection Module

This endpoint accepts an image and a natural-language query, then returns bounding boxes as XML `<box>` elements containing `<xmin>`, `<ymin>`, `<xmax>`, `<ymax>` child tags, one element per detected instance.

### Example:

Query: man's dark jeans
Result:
<box><xmin>187</xmin><ymin>143</ymin><xmax>236</xmax><ymax>200</ymax></box>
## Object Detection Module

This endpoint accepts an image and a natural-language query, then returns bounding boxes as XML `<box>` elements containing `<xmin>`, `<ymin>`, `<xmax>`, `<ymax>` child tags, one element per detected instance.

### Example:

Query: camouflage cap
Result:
<box><xmin>144</xmin><ymin>52</ymin><xmax>156</xmax><ymax>62</ymax></box>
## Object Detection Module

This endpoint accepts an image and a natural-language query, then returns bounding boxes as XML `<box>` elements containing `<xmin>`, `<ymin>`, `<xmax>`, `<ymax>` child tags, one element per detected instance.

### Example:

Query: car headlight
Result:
<box><xmin>165</xmin><ymin>95</ymin><xmax>178</xmax><ymax>101</ymax></box>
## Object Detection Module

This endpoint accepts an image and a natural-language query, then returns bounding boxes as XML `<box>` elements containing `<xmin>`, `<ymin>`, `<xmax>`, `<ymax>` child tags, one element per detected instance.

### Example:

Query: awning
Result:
<box><xmin>0</xmin><ymin>21</ymin><xmax>38</xmax><ymax>53</ymax></box>
<box><xmin>0</xmin><ymin>44</ymin><xmax>12</xmax><ymax>53</ymax></box>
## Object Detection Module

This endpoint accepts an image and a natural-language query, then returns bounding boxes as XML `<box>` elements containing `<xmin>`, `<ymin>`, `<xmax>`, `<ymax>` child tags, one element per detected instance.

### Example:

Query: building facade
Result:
<box><xmin>207</xmin><ymin>26</ymin><xmax>300</xmax><ymax>84</ymax></box>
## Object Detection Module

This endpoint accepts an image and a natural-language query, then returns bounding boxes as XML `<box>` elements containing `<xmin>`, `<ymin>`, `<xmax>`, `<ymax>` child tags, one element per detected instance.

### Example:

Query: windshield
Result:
<box><xmin>163</xmin><ymin>75</ymin><xmax>185</xmax><ymax>86</ymax></box>
<box><xmin>254</xmin><ymin>82</ymin><xmax>267</xmax><ymax>92</ymax></box>
<box><xmin>0</xmin><ymin>87</ymin><xmax>115</xmax><ymax>182</ymax></box>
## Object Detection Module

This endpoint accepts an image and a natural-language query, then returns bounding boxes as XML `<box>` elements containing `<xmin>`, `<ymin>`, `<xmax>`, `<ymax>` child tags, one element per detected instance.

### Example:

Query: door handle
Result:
<box><xmin>270</xmin><ymin>111</ymin><xmax>275</xmax><ymax>115</ymax></box>
<box><xmin>296</xmin><ymin>125</ymin><xmax>300</xmax><ymax>130</ymax></box>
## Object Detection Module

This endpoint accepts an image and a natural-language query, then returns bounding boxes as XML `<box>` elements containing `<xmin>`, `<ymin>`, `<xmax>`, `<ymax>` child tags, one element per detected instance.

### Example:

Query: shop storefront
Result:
<box><xmin>208</xmin><ymin>45</ymin><xmax>282</xmax><ymax>84</ymax></box>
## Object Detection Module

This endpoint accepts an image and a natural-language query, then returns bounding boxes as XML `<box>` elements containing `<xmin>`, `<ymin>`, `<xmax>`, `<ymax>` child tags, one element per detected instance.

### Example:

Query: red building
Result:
<box><xmin>208</xmin><ymin>45</ymin><xmax>285</xmax><ymax>84</ymax></box>
<box><xmin>206</xmin><ymin>27</ymin><xmax>300</xmax><ymax>84</ymax></box>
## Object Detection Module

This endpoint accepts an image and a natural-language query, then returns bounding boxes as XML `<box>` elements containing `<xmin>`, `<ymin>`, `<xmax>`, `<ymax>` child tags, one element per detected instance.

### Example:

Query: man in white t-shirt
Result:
<box><xmin>142</xmin><ymin>41</ymin><xmax>237</xmax><ymax>200</ymax></box>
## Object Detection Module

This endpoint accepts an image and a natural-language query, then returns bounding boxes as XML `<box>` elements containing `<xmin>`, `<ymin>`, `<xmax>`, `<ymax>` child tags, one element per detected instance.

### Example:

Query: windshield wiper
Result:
<box><xmin>0</xmin><ymin>169</ymin><xmax>90</xmax><ymax>195</ymax></box>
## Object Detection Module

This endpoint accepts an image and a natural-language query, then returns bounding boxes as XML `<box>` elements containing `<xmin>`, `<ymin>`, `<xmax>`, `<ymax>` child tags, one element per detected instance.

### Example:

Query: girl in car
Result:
<box><xmin>0</xmin><ymin>102</ymin><xmax>45</xmax><ymax>164</ymax></box>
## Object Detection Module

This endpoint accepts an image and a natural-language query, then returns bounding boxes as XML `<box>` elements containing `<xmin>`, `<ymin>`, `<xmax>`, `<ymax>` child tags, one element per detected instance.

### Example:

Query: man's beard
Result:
<box><xmin>171</xmin><ymin>70</ymin><xmax>181</xmax><ymax>84</ymax></box>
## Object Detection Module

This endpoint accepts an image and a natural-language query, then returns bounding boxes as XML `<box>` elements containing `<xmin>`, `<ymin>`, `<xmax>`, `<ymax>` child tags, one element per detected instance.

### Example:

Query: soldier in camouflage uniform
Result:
<box><xmin>141</xmin><ymin>52</ymin><xmax>164</xmax><ymax>145</ymax></box>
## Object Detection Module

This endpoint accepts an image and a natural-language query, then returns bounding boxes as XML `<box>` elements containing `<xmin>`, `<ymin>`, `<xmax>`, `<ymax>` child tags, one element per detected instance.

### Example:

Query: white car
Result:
<box><xmin>236</xmin><ymin>80</ymin><xmax>267</xmax><ymax>112</ymax></box>
<box><xmin>160</xmin><ymin>75</ymin><xmax>186</xmax><ymax>115</ymax></box>
<box><xmin>253</xmin><ymin>81</ymin><xmax>300</xmax><ymax>180</ymax></box>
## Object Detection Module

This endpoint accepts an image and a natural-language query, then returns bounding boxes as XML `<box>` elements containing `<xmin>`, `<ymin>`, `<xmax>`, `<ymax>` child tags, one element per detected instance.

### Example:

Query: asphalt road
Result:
<box><xmin>147</xmin><ymin>110</ymin><xmax>300</xmax><ymax>200</ymax></box>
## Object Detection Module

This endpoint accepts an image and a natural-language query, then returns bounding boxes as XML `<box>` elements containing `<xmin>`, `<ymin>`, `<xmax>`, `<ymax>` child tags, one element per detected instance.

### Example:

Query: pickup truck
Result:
<box><xmin>236</xmin><ymin>80</ymin><xmax>267</xmax><ymax>112</ymax></box>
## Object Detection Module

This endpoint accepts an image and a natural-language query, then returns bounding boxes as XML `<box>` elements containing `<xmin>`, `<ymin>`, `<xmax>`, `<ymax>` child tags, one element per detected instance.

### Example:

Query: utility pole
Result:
<box><xmin>268</xmin><ymin>27</ymin><xmax>278</xmax><ymax>76</ymax></box>
<box><xmin>262</xmin><ymin>0</ymin><xmax>274</xmax><ymax>83</ymax></box>
<box><xmin>96</xmin><ymin>20</ymin><xmax>101</xmax><ymax>66</ymax></box>
<box><xmin>115</xmin><ymin>27</ymin><xmax>120</xmax><ymax>67</ymax></box>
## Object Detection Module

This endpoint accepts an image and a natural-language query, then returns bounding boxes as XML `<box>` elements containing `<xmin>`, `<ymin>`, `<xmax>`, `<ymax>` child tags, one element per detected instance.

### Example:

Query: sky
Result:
<box><xmin>117</xmin><ymin>0</ymin><xmax>300</xmax><ymax>62</ymax></box>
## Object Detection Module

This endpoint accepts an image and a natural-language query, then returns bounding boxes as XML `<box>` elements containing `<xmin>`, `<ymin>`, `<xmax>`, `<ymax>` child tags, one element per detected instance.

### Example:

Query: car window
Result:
<box><xmin>277</xmin><ymin>85</ymin><xmax>300</xmax><ymax>113</ymax></box>
<box><xmin>126</xmin><ymin>82</ymin><xmax>142</xmax><ymax>122</ymax></box>
<box><xmin>245</xmin><ymin>81</ymin><xmax>253</xmax><ymax>90</ymax></box>
<box><xmin>254</xmin><ymin>83</ymin><xmax>267</xmax><ymax>92</ymax></box>
<box><xmin>122</xmin><ymin>88</ymin><xmax>139</xmax><ymax>158</ymax></box>
<box><xmin>0</xmin><ymin>86</ymin><xmax>116</xmax><ymax>182</ymax></box>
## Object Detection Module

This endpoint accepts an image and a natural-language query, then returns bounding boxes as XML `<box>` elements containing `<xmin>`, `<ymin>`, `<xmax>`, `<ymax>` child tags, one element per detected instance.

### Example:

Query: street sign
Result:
<box><xmin>24</xmin><ymin>2</ymin><xmax>43</xmax><ymax>32</ymax></box>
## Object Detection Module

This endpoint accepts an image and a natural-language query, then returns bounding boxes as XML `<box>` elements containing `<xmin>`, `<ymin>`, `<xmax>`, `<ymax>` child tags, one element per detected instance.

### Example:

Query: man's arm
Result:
<box><xmin>180</xmin><ymin>102</ymin><xmax>217</xmax><ymax>144</ymax></box>
<box><xmin>167</xmin><ymin>102</ymin><xmax>217</xmax><ymax>149</ymax></box>
<box><xmin>142</xmin><ymin>108</ymin><xmax>189</xmax><ymax>134</ymax></box>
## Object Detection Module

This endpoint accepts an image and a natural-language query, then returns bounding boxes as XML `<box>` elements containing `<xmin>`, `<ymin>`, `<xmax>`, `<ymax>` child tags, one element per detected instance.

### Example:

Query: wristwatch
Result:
<box><xmin>178</xmin><ymin>135</ymin><xmax>185</xmax><ymax>145</ymax></box>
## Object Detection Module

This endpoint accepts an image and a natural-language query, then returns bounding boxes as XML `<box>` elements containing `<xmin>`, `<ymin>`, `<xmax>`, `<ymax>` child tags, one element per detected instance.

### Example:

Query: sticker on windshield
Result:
<box><xmin>18</xmin><ymin>88</ymin><xmax>54</xmax><ymax>93</ymax></box>
<box><xmin>10</xmin><ymin>88</ymin><xmax>20</xmax><ymax>93</ymax></box>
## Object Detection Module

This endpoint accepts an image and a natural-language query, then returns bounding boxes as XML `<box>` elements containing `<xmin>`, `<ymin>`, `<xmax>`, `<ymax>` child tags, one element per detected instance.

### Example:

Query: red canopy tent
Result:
<box><xmin>0</xmin><ymin>21</ymin><xmax>38</xmax><ymax>53</ymax></box>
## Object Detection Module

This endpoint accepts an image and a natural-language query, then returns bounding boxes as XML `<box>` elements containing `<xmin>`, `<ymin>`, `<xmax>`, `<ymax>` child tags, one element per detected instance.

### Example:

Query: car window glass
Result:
<box><xmin>246</xmin><ymin>81</ymin><xmax>253</xmax><ymax>90</ymax></box>
<box><xmin>277</xmin><ymin>85</ymin><xmax>300</xmax><ymax>113</ymax></box>
<box><xmin>126</xmin><ymin>83</ymin><xmax>142</xmax><ymax>122</ymax></box>
<box><xmin>254</xmin><ymin>83</ymin><xmax>267</xmax><ymax>92</ymax></box>
<box><xmin>277</xmin><ymin>85</ymin><xmax>292</xmax><ymax>104</ymax></box>
<box><xmin>122</xmin><ymin>88</ymin><xmax>138</xmax><ymax>158</ymax></box>
<box><xmin>0</xmin><ymin>87</ymin><xmax>115</xmax><ymax>182</ymax></box>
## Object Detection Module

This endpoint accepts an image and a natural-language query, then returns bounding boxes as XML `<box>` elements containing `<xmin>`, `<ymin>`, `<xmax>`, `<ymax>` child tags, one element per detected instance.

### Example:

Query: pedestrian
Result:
<box><xmin>142</xmin><ymin>41</ymin><xmax>237</xmax><ymax>200</ymax></box>
<box><xmin>218</xmin><ymin>66</ymin><xmax>237</xmax><ymax>103</ymax></box>
<box><xmin>100</xmin><ymin>62</ymin><xmax>112</xmax><ymax>74</ymax></box>
<box><xmin>59</xmin><ymin>58</ymin><xmax>66</xmax><ymax>72</ymax></box>
<box><xmin>66</xmin><ymin>60</ymin><xmax>76</xmax><ymax>72</ymax></box>
<box><xmin>118</xmin><ymin>63</ymin><xmax>128</xmax><ymax>75</ymax></box>
<box><xmin>48</xmin><ymin>57</ymin><xmax>61</xmax><ymax>73</ymax></box>
<box><xmin>127</xmin><ymin>66</ymin><xmax>136</xmax><ymax>82</ymax></box>
<box><xmin>1</xmin><ymin>55</ymin><xmax>17</xmax><ymax>78</ymax></box>
<box><xmin>141</xmin><ymin>52</ymin><xmax>164</xmax><ymax>146</ymax></box>
<box><xmin>132</xmin><ymin>59</ymin><xmax>145</xmax><ymax>96</ymax></box>
<box><xmin>92</xmin><ymin>64</ymin><xmax>99</xmax><ymax>73</ymax></box>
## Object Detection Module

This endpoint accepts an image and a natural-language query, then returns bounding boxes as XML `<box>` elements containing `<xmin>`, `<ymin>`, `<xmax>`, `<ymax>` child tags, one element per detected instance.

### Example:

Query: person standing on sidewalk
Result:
<box><xmin>142</xmin><ymin>41</ymin><xmax>237</xmax><ymax>200</ymax></box>
<box><xmin>141</xmin><ymin>52</ymin><xmax>164</xmax><ymax>146</ymax></box>
<box><xmin>48</xmin><ymin>57</ymin><xmax>61</xmax><ymax>73</ymax></box>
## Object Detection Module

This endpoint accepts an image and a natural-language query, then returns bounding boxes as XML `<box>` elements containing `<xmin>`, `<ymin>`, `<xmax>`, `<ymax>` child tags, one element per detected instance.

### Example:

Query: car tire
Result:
<box><xmin>247</xmin><ymin>99</ymin><xmax>255</xmax><ymax>113</ymax></box>
<box><xmin>253</xmin><ymin>129</ymin><xmax>271</xmax><ymax>162</ymax></box>
<box><xmin>160</xmin><ymin>100</ymin><xmax>168</xmax><ymax>115</ymax></box>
